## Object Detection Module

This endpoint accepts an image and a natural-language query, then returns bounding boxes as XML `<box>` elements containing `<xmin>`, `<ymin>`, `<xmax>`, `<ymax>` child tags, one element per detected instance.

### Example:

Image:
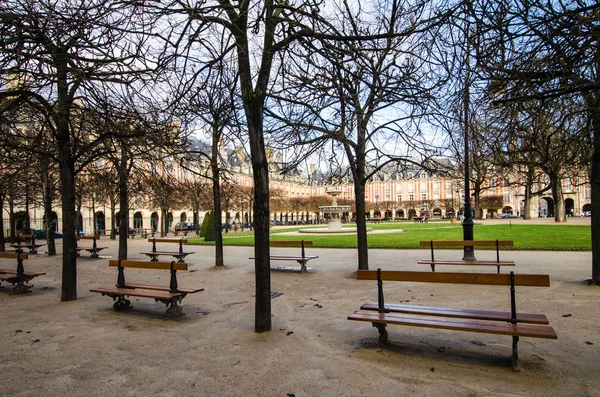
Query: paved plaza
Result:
<box><xmin>0</xmin><ymin>221</ymin><xmax>598</xmax><ymax>396</ymax></box>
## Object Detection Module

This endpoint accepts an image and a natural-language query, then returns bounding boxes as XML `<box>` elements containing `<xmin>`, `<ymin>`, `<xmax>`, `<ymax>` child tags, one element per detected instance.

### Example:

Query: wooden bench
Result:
<box><xmin>418</xmin><ymin>240</ymin><xmax>516</xmax><ymax>273</ymax></box>
<box><xmin>10</xmin><ymin>234</ymin><xmax>44</xmax><ymax>254</ymax></box>
<box><xmin>250</xmin><ymin>240</ymin><xmax>318</xmax><ymax>273</ymax></box>
<box><xmin>76</xmin><ymin>236</ymin><xmax>108</xmax><ymax>258</ymax></box>
<box><xmin>90</xmin><ymin>259</ymin><xmax>203</xmax><ymax>317</ymax></box>
<box><xmin>140</xmin><ymin>238</ymin><xmax>194</xmax><ymax>263</ymax></box>
<box><xmin>348</xmin><ymin>269</ymin><xmax>557</xmax><ymax>370</ymax></box>
<box><xmin>0</xmin><ymin>252</ymin><xmax>46</xmax><ymax>294</ymax></box>
<box><xmin>138</xmin><ymin>228</ymin><xmax>157</xmax><ymax>238</ymax></box>
<box><xmin>413</xmin><ymin>216</ymin><xmax>428</xmax><ymax>223</ymax></box>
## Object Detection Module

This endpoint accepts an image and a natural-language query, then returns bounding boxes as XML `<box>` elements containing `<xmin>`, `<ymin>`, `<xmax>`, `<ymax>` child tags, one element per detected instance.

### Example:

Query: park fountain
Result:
<box><xmin>299</xmin><ymin>188</ymin><xmax>371</xmax><ymax>234</ymax></box>
<box><xmin>319</xmin><ymin>189</ymin><xmax>351</xmax><ymax>231</ymax></box>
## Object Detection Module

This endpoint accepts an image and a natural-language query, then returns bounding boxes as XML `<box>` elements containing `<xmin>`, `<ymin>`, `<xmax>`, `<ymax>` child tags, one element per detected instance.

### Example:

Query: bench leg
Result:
<box><xmin>512</xmin><ymin>335</ymin><xmax>521</xmax><ymax>371</ymax></box>
<box><xmin>430</xmin><ymin>264</ymin><xmax>435</xmax><ymax>272</ymax></box>
<box><xmin>90</xmin><ymin>251</ymin><xmax>99</xmax><ymax>259</ymax></box>
<box><xmin>164</xmin><ymin>299</ymin><xmax>184</xmax><ymax>318</ymax></box>
<box><xmin>150</xmin><ymin>256</ymin><xmax>159</xmax><ymax>262</ymax></box>
<box><xmin>297</xmin><ymin>260</ymin><xmax>308</xmax><ymax>273</ymax></box>
<box><xmin>373</xmin><ymin>323</ymin><xmax>389</xmax><ymax>347</ymax></box>
<box><xmin>113</xmin><ymin>296</ymin><xmax>133</xmax><ymax>311</ymax></box>
<box><xmin>11</xmin><ymin>281</ymin><xmax>33</xmax><ymax>294</ymax></box>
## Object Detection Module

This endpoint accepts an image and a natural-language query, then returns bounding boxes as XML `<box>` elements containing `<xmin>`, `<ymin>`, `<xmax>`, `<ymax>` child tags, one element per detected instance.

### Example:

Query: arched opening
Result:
<box><xmin>133</xmin><ymin>212</ymin><xmax>143</xmax><ymax>229</ymax></box>
<box><xmin>384</xmin><ymin>210</ymin><xmax>393</xmax><ymax>219</ymax></box>
<box><xmin>396</xmin><ymin>209</ymin><xmax>405</xmax><ymax>219</ymax></box>
<box><xmin>432</xmin><ymin>208</ymin><xmax>442</xmax><ymax>218</ymax></box>
<box><xmin>539</xmin><ymin>197</ymin><xmax>554</xmax><ymax>217</ymax></box>
<box><xmin>502</xmin><ymin>206</ymin><xmax>513</xmax><ymax>214</ymax></box>
<box><xmin>373</xmin><ymin>210</ymin><xmax>382</xmax><ymax>218</ymax></box>
<box><xmin>77</xmin><ymin>212</ymin><xmax>83</xmax><ymax>235</ymax></box>
<box><xmin>180</xmin><ymin>212</ymin><xmax>187</xmax><ymax>222</ymax></box>
<box><xmin>167</xmin><ymin>212</ymin><xmax>173</xmax><ymax>229</ymax></box>
<box><xmin>96</xmin><ymin>212</ymin><xmax>106</xmax><ymax>234</ymax></box>
<box><xmin>151</xmin><ymin>212</ymin><xmax>159</xmax><ymax>230</ymax></box>
<box><xmin>582</xmin><ymin>203</ymin><xmax>592</xmax><ymax>213</ymax></box>
<box><xmin>564</xmin><ymin>199</ymin><xmax>574</xmax><ymax>217</ymax></box>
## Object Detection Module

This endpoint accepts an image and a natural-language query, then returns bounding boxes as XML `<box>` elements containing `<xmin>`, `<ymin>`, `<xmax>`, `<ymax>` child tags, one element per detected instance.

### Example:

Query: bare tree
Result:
<box><xmin>472</xmin><ymin>0</ymin><xmax>600</xmax><ymax>283</ymax></box>
<box><xmin>268</xmin><ymin>0</ymin><xmax>454</xmax><ymax>269</ymax></box>
<box><xmin>0</xmin><ymin>0</ymin><xmax>164</xmax><ymax>300</ymax></box>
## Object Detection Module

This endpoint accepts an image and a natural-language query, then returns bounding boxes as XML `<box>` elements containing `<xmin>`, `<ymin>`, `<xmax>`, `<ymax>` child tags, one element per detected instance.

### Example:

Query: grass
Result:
<box><xmin>187</xmin><ymin>221</ymin><xmax>592</xmax><ymax>251</ymax></box>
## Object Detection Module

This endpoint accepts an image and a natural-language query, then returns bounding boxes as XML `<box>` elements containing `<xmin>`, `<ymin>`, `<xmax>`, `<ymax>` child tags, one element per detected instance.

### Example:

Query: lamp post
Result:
<box><xmin>462</xmin><ymin>19</ymin><xmax>475</xmax><ymax>261</ymax></box>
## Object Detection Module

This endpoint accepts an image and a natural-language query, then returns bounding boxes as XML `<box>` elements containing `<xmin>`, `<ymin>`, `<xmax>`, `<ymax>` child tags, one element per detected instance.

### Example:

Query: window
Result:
<box><xmin>409</xmin><ymin>194</ymin><xmax>414</xmax><ymax>201</ymax></box>
<box><xmin>421</xmin><ymin>193</ymin><xmax>427</xmax><ymax>200</ymax></box>
<box><xmin>433</xmin><ymin>182</ymin><xmax>440</xmax><ymax>193</ymax></box>
<box><xmin>504</xmin><ymin>192</ymin><xmax>511</xmax><ymax>203</ymax></box>
<box><xmin>420</xmin><ymin>182</ymin><xmax>427</xmax><ymax>192</ymax></box>
<box><xmin>564</xmin><ymin>178</ymin><xmax>572</xmax><ymax>192</ymax></box>
<box><xmin>585</xmin><ymin>186</ymin><xmax>591</xmax><ymax>200</ymax></box>
<box><xmin>397</xmin><ymin>194</ymin><xmax>402</xmax><ymax>202</ymax></box>
<box><xmin>408</xmin><ymin>183</ymin><xmax>414</xmax><ymax>193</ymax></box>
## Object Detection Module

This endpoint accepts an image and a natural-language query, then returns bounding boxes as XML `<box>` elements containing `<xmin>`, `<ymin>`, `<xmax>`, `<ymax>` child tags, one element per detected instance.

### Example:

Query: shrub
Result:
<box><xmin>204</xmin><ymin>210</ymin><xmax>216</xmax><ymax>242</ymax></box>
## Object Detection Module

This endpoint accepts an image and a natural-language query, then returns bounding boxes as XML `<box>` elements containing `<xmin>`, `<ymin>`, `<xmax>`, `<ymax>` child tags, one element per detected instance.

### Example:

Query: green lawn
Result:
<box><xmin>188</xmin><ymin>221</ymin><xmax>592</xmax><ymax>251</ymax></box>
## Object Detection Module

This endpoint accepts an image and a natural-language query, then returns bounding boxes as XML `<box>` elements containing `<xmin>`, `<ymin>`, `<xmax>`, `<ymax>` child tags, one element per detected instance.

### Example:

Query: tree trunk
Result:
<box><xmin>548</xmin><ymin>170</ymin><xmax>567</xmax><ymax>223</ymax></box>
<box><xmin>587</xmin><ymin>94</ymin><xmax>600</xmax><ymax>284</ymax></box>
<box><xmin>42</xmin><ymin>168</ymin><xmax>56</xmax><ymax>255</ymax></box>
<box><xmin>9</xmin><ymin>196</ymin><xmax>15</xmax><ymax>243</ymax></box>
<box><xmin>118</xmin><ymin>156</ymin><xmax>129</xmax><ymax>260</ymax></box>
<box><xmin>57</xmin><ymin>131</ymin><xmax>78</xmax><ymax>302</ymax></box>
<box><xmin>109</xmin><ymin>197</ymin><xmax>117</xmax><ymax>240</ymax></box>
<box><xmin>0</xmin><ymin>194</ymin><xmax>5</xmax><ymax>252</ymax></box>
<box><xmin>354</xmin><ymin>181</ymin><xmax>369</xmax><ymax>270</ymax></box>
<box><xmin>247</xmin><ymin>103</ymin><xmax>271</xmax><ymax>333</ymax></box>
<box><xmin>211</xmin><ymin>128</ymin><xmax>224</xmax><ymax>267</ymax></box>
<box><xmin>522</xmin><ymin>168</ymin><xmax>534</xmax><ymax>220</ymax></box>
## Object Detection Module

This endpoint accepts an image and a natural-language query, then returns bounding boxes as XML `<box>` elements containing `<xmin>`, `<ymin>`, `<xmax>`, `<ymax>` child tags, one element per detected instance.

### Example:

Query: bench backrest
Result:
<box><xmin>356</xmin><ymin>269</ymin><xmax>550</xmax><ymax>287</ymax></box>
<box><xmin>108</xmin><ymin>260</ymin><xmax>188</xmax><ymax>271</ymax></box>
<box><xmin>147</xmin><ymin>238</ymin><xmax>188</xmax><ymax>244</ymax></box>
<box><xmin>0</xmin><ymin>252</ymin><xmax>28</xmax><ymax>260</ymax></box>
<box><xmin>270</xmin><ymin>240</ymin><xmax>313</xmax><ymax>248</ymax></box>
<box><xmin>77</xmin><ymin>236</ymin><xmax>98</xmax><ymax>240</ymax></box>
<box><xmin>148</xmin><ymin>238</ymin><xmax>187</xmax><ymax>253</ymax></box>
<box><xmin>419</xmin><ymin>240</ymin><xmax>514</xmax><ymax>247</ymax></box>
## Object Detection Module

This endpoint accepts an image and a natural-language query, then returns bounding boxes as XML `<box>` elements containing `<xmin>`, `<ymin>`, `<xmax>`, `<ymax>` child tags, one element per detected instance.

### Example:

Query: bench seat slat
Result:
<box><xmin>139</xmin><ymin>251</ymin><xmax>193</xmax><ymax>255</ymax></box>
<box><xmin>359</xmin><ymin>302</ymin><xmax>549</xmax><ymax>324</ymax></box>
<box><xmin>90</xmin><ymin>286</ymin><xmax>183</xmax><ymax>299</ymax></box>
<box><xmin>268</xmin><ymin>255</ymin><xmax>319</xmax><ymax>260</ymax></box>
<box><xmin>418</xmin><ymin>260</ymin><xmax>515</xmax><ymax>266</ymax></box>
<box><xmin>419</xmin><ymin>240</ymin><xmax>514</xmax><ymax>247</ymax></box>
<box><xmin>348</xmin><ymin>311</ymin><xmax>557</xmax><ymax>339</ymax></box>
<box><xmin>356</xmin><ymin>270</ymin><xmax>550</xmax><ymax>287</ymax></box>
<box><xmin>146</xmin><ymin>239</ymin><xmax>188</xmax><ymax>243</ymax></box>
<box><xmin>0</xmin><ymin>271</ymin><xmax>46</xmax><ymax>279</ymax></box>
<box><xmin>108</xmin><ymin>260</ymin><xmax>188</xmax><ymax>270</ymax></box>
<box><xmin>270</xmin><ymin>241</ymin><xmax>313</xmax><ymax>247</ymax></box>
<box><xmin>123</xmin><ymin>283</ymin><xmax>204</xmax><ymax>294</ymax></box>
<box><xmin>0</xmin><ymin>253</ymin><xmax>29</xmax><ymax>259</ymax></box>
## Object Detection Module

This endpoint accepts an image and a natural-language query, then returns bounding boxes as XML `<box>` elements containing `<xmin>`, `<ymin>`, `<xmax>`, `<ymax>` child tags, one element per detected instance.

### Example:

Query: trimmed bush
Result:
<box><xmin>204</xmin><ymin>210</ymin><xmax>216</xmax><ymax>242</ymax></box>
<box><xmin>199</xmin><ymin>212</ymin><xmax>210</xmax><ymax>238</ymax></box>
